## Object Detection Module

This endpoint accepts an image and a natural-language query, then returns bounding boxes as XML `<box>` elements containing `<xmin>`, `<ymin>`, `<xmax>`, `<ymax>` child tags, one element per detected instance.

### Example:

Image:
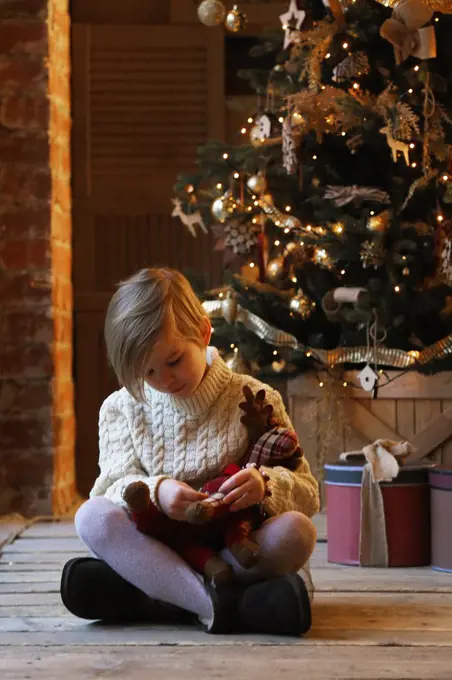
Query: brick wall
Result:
<box><xmin>0</xmin><ymin>0</ymin><xmax>74</xmax><ymax>516</ymax></box>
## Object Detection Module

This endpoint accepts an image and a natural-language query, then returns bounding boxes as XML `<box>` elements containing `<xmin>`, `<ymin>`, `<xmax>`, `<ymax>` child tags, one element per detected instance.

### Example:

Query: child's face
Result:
<box><xmin>144</xmin><ymin>319</ymin><xmax>211</xmax><ymax>397</ymax></box>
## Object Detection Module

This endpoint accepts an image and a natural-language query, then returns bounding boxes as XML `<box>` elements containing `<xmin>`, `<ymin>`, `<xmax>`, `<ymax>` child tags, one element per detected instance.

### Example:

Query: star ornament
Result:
<box><xmin>279</xmin><ymin>0</ymin><xmax>306</xmax><ymax>49</ymax></box>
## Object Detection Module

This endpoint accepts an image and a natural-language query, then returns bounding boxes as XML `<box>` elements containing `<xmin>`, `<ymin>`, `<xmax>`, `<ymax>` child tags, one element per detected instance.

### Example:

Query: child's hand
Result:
<box><xmin>218</xmin><ymin>467</ymin><xmax>265</xmax><ymax>512</ymax></box>
<box><xmin>157</xmin><ymin>479</ymin><xmax>207</xmax><ymax>521</ymax></box>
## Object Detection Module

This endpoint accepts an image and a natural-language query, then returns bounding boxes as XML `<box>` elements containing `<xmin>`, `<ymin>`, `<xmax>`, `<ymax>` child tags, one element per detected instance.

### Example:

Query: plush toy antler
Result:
<box><xmin>239</xmin><ymin>386</ymin><xmax>275</xmax><ymax>444</ymax></box>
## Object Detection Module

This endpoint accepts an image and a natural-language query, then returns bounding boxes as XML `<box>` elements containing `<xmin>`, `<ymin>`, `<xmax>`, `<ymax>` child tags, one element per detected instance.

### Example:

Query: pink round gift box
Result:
<box><xmin>429</xmin><ymin>467</ymin><xmax>452</xmax><ymax>573</ymax></box>
<box><xmin>325</xmin><ymin>462</ymin><xmax>431</xmax><ymax>567</ymax></box>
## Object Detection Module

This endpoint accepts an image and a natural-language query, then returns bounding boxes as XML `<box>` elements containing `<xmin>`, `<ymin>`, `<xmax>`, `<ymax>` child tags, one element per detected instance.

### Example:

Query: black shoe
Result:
<box><xmin>60</xmin><ymin>557</ymin><xmax>193</xmax><ymax>624</ymax></box>
<box><xmin>238</xmin><ymin>573</ymin><xmax>312</xmax><ymax>636</ymax></box>
<box><xmin>198</xmin><ymin>579</ymin><xmax>245</xmax><ymax>634</ymax></box>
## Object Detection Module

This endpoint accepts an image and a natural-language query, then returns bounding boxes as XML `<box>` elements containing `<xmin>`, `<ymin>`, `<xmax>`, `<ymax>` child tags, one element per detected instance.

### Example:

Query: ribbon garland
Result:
<box><xmin>203</xmin><ymin>297</ymin><xmax>452</xmax><ymax>368</ymax></box>
<box><xmin>324</xmin><ymin>185</ymin><xmax>391</xmax><ymax>206</ymax></box>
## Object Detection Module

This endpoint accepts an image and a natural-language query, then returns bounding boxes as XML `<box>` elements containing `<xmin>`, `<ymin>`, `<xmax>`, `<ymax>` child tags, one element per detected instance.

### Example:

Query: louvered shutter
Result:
<box><xmin>72</xmin><ymin>24</ymin><xmax>224</xmax><ymax>493</ymax></box>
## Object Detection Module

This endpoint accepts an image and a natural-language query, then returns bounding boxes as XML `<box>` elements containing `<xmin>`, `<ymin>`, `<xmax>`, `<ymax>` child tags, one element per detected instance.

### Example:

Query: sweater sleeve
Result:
<box><xmin>90</xmin><ymin>395</ymin><xmax>169</xmax><ymax>509</ymax></box>
<box><xmin>258</xmin><ymin>387</ymin><xmax>320</xmax><ymax>519</ymax></box>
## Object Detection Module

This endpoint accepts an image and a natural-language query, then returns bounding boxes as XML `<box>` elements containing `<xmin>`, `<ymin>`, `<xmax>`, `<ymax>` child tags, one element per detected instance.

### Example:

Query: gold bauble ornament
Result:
<box><xmin>211</xmin><ymin>190</ymin><xmax>236</xmax><ymax>223</ymax></box>
<box><xmin>225</xmin><ymin>4</ymin><xmax>247</xmax><ymax>32</ymax></box>
<box><xmin>289</xmin><ymin>289</ymin><xmax>315</xmax><ymax>320</ymax></box>
<box><xmin>266</xmin><ymin>256</ymin><xmax>286</xmax><ymax>283</ymax></box>
<box><xmin>247</xmin><ymin>172</ymin><xmax>267</xmax><ymax>195</ymax></box>
<box><xmin>291</xmin><ymin>111</ymin><xmax>306</xmax><ymax>128</ymax></box>
<box><xmin>367</xmin><ymin>209</ymin><xmax>390</xmax><ymax>233</ymax></box>
<box><xmin>313</xmin><ymin>247</ymin><xmax>332</xmax><ymax>269</ymax></box>
<box><xmin>197</xmin><ymin>0</ymin><xmax>226</xmax><ymax>26</ymax></box>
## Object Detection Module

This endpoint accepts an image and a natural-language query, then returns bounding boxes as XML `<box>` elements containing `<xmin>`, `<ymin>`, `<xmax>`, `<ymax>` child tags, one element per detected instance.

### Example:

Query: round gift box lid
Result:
<box><xmin>429</xmin><ymin>465</ymin><xmax>452</xmax><ymax>491</ymax></box>
<box><xmin>325</xmin><ymin>460</ymin><xmax>434</xmax><ymax>486</ymax></box>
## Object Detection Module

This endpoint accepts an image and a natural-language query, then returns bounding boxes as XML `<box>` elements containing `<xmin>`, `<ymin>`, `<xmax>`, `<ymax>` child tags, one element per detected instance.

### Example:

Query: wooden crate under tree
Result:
<box><xmin>288</xmin><ymin>371</ymin><xmax>452</xmax><ymax>505</ymax></box>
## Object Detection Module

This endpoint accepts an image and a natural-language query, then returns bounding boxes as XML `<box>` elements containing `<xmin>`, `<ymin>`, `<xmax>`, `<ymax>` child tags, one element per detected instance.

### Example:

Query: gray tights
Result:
<box><xmin>75</xmin><ymin>496</ymin><xmax>317</xmax><ymax>622</ymax></box>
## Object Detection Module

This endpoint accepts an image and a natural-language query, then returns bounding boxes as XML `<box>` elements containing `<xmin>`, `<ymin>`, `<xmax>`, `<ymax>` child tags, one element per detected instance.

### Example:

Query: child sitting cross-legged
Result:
<box><xmin>60</xmin><ymin>268</ymin><xmax>320</xmax><ymax>635</ymax></box>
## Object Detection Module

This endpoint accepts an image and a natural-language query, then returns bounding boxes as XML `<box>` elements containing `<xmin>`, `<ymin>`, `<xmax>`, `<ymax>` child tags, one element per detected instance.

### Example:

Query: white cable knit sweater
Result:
<box><xmin>91</xmin><ymin>350</ymin><xmax>320</xmax><ymax>518</ymax></box>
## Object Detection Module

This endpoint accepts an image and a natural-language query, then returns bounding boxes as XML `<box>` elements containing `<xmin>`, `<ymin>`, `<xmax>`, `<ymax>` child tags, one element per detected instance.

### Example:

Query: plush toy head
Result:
<box><xmin>123</xmin><ymin>481</ymin><xmax>151</xmax><ymax>513</ymax></box>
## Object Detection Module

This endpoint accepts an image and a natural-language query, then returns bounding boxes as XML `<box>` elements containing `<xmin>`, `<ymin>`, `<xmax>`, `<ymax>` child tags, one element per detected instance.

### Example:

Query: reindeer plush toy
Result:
<box><xmin>123</xmin><ymin>386</ymin><xmax>303</xmax><ymax>585</ymax></box>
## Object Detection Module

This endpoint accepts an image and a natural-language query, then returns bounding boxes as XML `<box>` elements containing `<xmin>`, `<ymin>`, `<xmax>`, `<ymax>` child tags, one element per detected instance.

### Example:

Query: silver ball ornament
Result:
<box><xmin>197</xmin><ymin>0</ymin><xmax>226</xmax><ymax>26</ymax></box>
<box><xmin>246</xmin><ymin>172</ymin><xmax>267</xmax><ymax>195</ymax></box>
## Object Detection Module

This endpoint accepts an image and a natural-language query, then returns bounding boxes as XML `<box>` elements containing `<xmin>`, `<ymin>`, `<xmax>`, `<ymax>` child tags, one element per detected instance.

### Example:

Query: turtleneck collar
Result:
<box><xmin>145</xmin><ymin>350</ymin><xmax>233</xmax><ymax>418</ymax></box>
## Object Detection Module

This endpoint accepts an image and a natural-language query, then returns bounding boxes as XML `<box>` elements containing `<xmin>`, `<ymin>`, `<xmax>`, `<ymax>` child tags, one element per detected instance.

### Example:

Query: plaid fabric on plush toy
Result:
<box><xmin>246</xmin><ymin>427</ymin><xmax>302</xmax><ymax>470</ymax></box>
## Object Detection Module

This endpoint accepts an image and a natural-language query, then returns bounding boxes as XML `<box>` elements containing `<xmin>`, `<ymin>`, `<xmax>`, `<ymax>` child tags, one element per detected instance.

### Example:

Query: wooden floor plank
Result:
<box><xmin>0</xmin><ymin>645</ymin><xmax>451</xmax><ymax>679</ymax></box>
<box><xmin>0</xmin><ymin>583</ymin><xmax>60</xmax><ymax>594</ymax></box>
<box><xmin>0</xmin><ymin>572</ymin><xmax>61</xmax><ymax>583</ymax></box>
<box><xmin>3</xmin><ymin>538</ymin><xmax>85</xmax><ymax>553</ymax></box>
<box><xmin>313</xmin><ymin>592</ymin><xmax>452</xmax><ymax>631</ymax></box>
<box><xmin>0</xmin><ymin>563</ymin><xmax>67</xmax><ymax>572</ymax></box>
<box><xmin>0</xmin><ymin>618</ymin><xmax>452</xmax><ymax>647</ymax></box>
<box><xmin>0</xmin><ymin>605</ymin><xmax>70</xmax><ymax>617</ymax></box>
<box><xmin>1</xmin><ymin>592</ymin><xmax>450</xmax><ymax>632</ymax></box>
<box><xmin>0</xmin><ymin>553</ymin><xmax>87</xmax><ymax>564</ymax></box>
<box><xmin>312</xmin><ymin>567</ymin><xmax>452</xmax><ymax>592</ymax></box>
<box><xmin>23</xmin><ymin>523</ymin><xmax>77</xmax><ymax>539</ymax></box>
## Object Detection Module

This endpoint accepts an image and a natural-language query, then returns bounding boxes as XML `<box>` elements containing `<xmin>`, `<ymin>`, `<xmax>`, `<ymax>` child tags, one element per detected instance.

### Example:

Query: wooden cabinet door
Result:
<box><xmin>72</xmin><ymin>24</ymin><xmax>225</xmax><ymax>494</ymax></box>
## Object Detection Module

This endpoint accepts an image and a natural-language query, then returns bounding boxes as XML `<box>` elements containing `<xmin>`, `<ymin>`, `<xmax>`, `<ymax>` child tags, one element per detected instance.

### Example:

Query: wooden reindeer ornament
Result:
<box><xmin>171</xmin><ymin>197</ymin><xmax>208</xmax><ymax>238</ymax></box>
<box><xmin>380</xmin><ymin>126</ymin><xmax>411</xmax><ymax>165</ymax></box>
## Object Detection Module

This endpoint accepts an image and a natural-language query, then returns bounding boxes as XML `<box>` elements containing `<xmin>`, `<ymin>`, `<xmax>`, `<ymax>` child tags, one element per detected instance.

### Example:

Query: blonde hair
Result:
<box><xmin>105</xmin><ymin>268</ymin><xmax>208</xmax><ymax>401</ymax></box>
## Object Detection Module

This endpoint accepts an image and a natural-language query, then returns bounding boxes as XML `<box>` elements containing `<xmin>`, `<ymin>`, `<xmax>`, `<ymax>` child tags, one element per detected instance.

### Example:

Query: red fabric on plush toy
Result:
<box><xmin>123</xmin><ymin>386</ymin><xmax>302</xmax><ymax>585</ymax></box>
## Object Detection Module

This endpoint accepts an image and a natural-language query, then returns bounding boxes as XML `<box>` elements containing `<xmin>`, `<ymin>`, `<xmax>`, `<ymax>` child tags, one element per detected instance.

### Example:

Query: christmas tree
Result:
<box><xmin>174</xmin><ymin>0</ymin><xmax>452</xmax><ymax>385</ymax></box>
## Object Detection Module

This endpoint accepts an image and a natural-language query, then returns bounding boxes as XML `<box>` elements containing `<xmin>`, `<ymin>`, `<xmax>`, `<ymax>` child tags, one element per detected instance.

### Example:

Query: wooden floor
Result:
<box><xmin>1</xmin><ymin>514</ymin><xmax>452</xmax><ymax>680</ymax></box>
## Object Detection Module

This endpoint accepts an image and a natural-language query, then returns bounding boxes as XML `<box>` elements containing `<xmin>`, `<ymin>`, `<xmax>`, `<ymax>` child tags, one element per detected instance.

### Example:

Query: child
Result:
<box><xmin>61</xmin><ymin>268</ymin><xmax>320</xmax><ymax>635</ymax></box>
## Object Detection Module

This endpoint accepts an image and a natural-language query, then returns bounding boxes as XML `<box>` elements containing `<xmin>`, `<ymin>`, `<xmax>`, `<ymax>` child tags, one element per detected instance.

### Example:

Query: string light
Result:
<box><xmin>247</xmin><ymin>117</ymin><xmax>253</xmax><ymax>123</ymax></box>
<box><xmin>247</xmin><ymin>206</ymin><xmax>253</xmax><ymax>212</ymax></box>
<box><xmin>284</xmin><ymin>228</ymin><xmax>290</xmax><ymax>233</ymax></box>
<box><xmin>306</xmin><ymin>224</ymin><xmax>312</xmax><ymax>231</ymax></box>
<box><xmin>409</xmin><ymin>143</ymin><xmax>415</xmax><ymax>149</ymax></box>
<box><xmin>306</xmin><ymin>351</ymin><xmax>312</xmax><ymax>358</ymax></box>
<box><xmin>341</xmin><ymin>131</ymin><xmax>346</xmax><ymax>136</ymax></box>
<box><xmin>223</xmin><ymin>153</ymin><xmax>229</xmax><ymax>159</ymax></box>
<box><xmin>437</xmin><ymin>214</ymin><xmax>444</xmax><ymax>223</ymax></box>
<box><xmin>230</xmin><ymin>343</ymin><xmax>235</xmax><ymax>349</ymax></box>
<box><xmin>273</xmin><ymin>350</ymin><xmax>278</xmax><ymax>356</ymax></box>
<box><xmin>253</xmin><ymin>200</ymin><xmax>259</xmax><ymax>206</ymax></box>
<box><xmin>370</xmin><ymin>210</ymin><xmax>375</xmax><ymax>215</ymax></box>
<box><xmin>285</xmin><ymin>205</ymin><xmax>291</xmax><ymax>212</ymax></box>
<box><xmin>233</xmin><ymin>172</ymin><xmax>239</xmax><ymax>178</ymax></box>
<box><xmin>325</xmin><ymin>53</ymin><xmax>331</xmax><ymax>59</ymax></box>
<box><xmin>234</xmin><ymin>347</ymin><xmax>238</xmax><ymax>353</ymax></box>
<box><xmin>319</xmin><ymin>381</ymin><xmax>324</xmax><ymax>387</ymax></box>
<box><xmin>352</xmin><ymin>82</ymin><xmax>359</xmax><ymax>90</ymax></box>
<box><xmin>414</xmin><ymin>65</ymin><xmax>420</xmax><ymax>72</ymax></box>
<box><xmin>252</xmin><ymin>217</ymin><xmax>258</xmax><ymax>224</ymax></box>
<box><xmin>219</xmin><ymin>292</ymin><xmax>224</xmax><ymax>298</ymax></box>
<box><xmin>342</xmin><ymin>42</ymin><xmax>348</xmax><ymax>49</ymax></box>
<box><xmin>291</xmin><ymin>276</ymin><xmax>297</xmax><ymax>283</ymax></box>
<box><xmin>340</xmin><ymin>269</ymin><xmax>346</xmax><ymax>275</ymax></box>
<box><xmin>394</xmin><ymin>285</ymin><xmax>400</xmax><ymax>292</ymax></box>
<box><xmin>249</xmin><ymin>262</ymin><xmax>255</xmax><ymax>268</ymax></box>
<box><xmin>275</xmin><ymin>240</ymin><xmax>280</xmax><ymax>246</ymax></box>
<box><xmin>216</xmin><ymin>182</ymin><xmax>223</xmax><ymax>189</ymax></box>
<box><xmin>435</xmin><ymin>16</ymin><xmax>439</xmax><ymax>22</ymax></box>
<box><xmin>443</xmin><ymin>174</ymin><xmax>449</xmax><ymax>182</ymax></box>
<box><xmin>411</xmin><ymin>162</ymin><xmax>417</xmax><ymax>168</ymax></box>
<box><xmin>241</xmin><ymin>127</ymin><xmax>247</xmax><ymax>134</ymax></box>
<box><xmin>343</xmin><ymin>381</ymin><xmax>348</xmax><ymax>387</ymax></box>
<box><xmin>312</xmin><ymin>155</ymin><xmax>317</xmax><ymax>160</ymax></box>
<box><xmin>278</xmin><ymin>116</ymin><xmax>284</xmax><ymax>123</ymax></box>
<box><xmin>408</xmin><ymin>88</ymin><xmax>413</xmax><ymax>94</ymax></box>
